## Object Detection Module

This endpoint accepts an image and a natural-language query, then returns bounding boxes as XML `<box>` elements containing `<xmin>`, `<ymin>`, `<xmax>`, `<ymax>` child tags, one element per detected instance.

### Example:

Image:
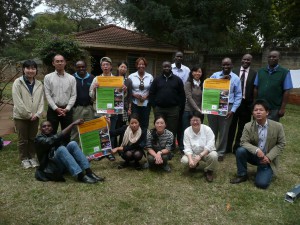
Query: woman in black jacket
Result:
<box><xmin>110</xmin><ymin>113</ymin><xmax>146</xmax><ymax>170</ymax></box>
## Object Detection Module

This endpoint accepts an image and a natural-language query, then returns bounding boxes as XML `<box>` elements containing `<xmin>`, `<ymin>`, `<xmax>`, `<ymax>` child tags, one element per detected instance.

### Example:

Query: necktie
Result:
<box><xmin>240</xmin><ymin>70</ymin><xmax>245</xmax><ymax>96</ymax></box>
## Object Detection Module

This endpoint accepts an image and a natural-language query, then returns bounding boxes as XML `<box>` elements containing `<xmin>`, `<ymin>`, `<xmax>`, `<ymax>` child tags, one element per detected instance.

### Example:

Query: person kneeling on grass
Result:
<box><xmin>230</xmin><ymin>99</ymin><xmax>286</xmax><ymax>189</ymax></box>
<box><xmin>109</xmin><ymin>113</ymin><xmax>146</xmax><ymax>170</ymax></box>
<box><xmin>144</xmin><ymin>115</ymin><xmax>173</xmax><ymax>172</ymax></box>
<box><xmin>181</xmin><ymin>111</ymin><xmax>218</xmax><ymax>182</ymax></box>
<box><xmin>34</xmin><ymin>119</ymin><xmax>104</xmax><ymax>184</ymax></box>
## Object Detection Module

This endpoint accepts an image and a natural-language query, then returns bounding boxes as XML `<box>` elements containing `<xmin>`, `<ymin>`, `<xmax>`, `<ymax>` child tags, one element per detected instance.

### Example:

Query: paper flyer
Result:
<box><xmin>78</xmin><ymin>116</ymin><xmax>112</xmax><ymax>160</ymax></box>
<box><xmin>96</xmin><ymin>76</ymin><xmax>124</xmax><ymax>114</ymax></box>
<box><xmin>202</xmin><ymin>78</ymin><xmax>231</xmax><ymax>116</ymax></box>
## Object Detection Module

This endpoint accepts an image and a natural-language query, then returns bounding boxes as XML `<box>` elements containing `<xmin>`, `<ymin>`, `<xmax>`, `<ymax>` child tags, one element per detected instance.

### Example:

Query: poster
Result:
<box><xmin>202</xmin><ymin>78</ymin><xmax>230</xmax><ymax>116</ymax></box>
<box><xmin>78</xmin><ymin>116</ymin><xmax>112</xmax><ymax>160</ymax></box>
<box><xmin>96</xmin><ymin>76</ymin><xmax>124</xmax><ymax>114</ymax></box>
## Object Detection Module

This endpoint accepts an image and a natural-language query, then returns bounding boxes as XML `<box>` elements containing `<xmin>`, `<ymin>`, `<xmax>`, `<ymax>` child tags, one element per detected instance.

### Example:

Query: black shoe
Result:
<box><xmin>134</xmin><ymin>161</ymin><xmax>142</xmax><ymax>170</ymax></box>
<box><xmin>80</xmin><ymin>175</ymin><xmax>98</xmax><ymax>184</ymax></box>
<box><xmin>118</xmin><ymin>161</ymin><xmax>130</xmax><ymax>169</ymax></box>
<box><xmin>204</xmin><ymin>170</ymin><xmax>214</xmax><ymax>182</ymax></box>
<box><xmin>87</xmin><ymin>173</ymin><xmax>105</xmax><ymax>182</ymax></box>
<box><xmin>230</xmin><ymin>175</ymin><xmax>248</xmax><ymax>184</ymax></box>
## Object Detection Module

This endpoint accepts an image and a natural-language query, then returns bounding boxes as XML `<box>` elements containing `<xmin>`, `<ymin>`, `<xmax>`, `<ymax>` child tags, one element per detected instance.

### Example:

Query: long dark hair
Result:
<box><xmin>117</xmin><ymin>61</ymin><xmax>128</xmax><ymax>76</ymax></box>
<box><xmin>187</xmin><ymin>66</ymin><xmax>203</xmax><ymax>89</ymax></box>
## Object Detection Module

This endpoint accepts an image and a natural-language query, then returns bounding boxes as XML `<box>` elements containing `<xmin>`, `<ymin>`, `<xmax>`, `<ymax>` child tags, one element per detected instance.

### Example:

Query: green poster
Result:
<box><xmin>202</xmin><ymin>89</ymin><xmax>220</xmax><ymax>110</ymax></box>
<box><xmin>97</xmin><ymin>88</ymin><xmax>114</xmax><ymax>109</ymax></box>
<box><xmin>80</xmin><ymin>130</ymin><xmax>101</xmax><ymax>156</ymax></box>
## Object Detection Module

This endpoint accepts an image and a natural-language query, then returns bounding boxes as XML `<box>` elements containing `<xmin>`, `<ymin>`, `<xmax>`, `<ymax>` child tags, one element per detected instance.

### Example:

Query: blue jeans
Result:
<box><xmin>52</xmin><ymin>141</ymin><xmax>90</xmax><ymax>177</ymax></box>
<box><xmin>236</xmin><ymin>147</ymin><xmax>273</xmax><ymax>189</ymax></box>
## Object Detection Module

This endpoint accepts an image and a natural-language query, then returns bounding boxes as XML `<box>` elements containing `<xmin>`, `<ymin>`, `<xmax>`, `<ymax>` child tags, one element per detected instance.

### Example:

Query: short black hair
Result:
<box><xmin>188</xmin><ymin>111</ymin><xmax>203</xmax><ymax>121</ymax></box>
<box><xmin>252</xmin><ymin>99</ymin><xmax>270</xmax><ymax>112</ymax></box>
<box><xmin>22</xmin><ymin>60</ymin><xmax>37</xmax><ymax>70</ymax></box>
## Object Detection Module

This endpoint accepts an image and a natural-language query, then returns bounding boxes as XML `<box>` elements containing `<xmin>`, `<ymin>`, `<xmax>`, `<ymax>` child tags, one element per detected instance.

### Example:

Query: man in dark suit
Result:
<box><xmin>226</xmin><ymin>54</ymin><xmax>256</xmax><ymax>154</ymax></box>
<box><xmin>230</xmin><ymin>99</ymin><xmax>285</xmax><ymax>189</ymax></box>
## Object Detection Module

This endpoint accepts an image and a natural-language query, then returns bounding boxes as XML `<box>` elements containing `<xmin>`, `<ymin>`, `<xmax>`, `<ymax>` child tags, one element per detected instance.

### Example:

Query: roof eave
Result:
<box><xmin>78</xmin><ymin>42</ymin><xmax>194</xmax><ymax>54</ymax></box>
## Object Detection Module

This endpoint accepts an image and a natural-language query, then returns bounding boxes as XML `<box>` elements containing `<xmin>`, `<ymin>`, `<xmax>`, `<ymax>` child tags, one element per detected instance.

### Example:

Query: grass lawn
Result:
<box><xmin>0</xmin><ymin>104</ymin><xmax>299</xmax><ymax>225</ymax></box>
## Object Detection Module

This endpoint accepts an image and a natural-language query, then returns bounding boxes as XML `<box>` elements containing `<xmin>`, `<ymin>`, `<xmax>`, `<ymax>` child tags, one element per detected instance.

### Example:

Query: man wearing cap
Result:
<box><xmin>44</xmin><ymin>54</ymin><xmax>76</xmax><ymax>145</ymax></box>
<box><xmin>90</xmin><ymin>57</ymin><xmax>118</xmax><ymax>161</ymax></box>
<box><xmin>70</xmin><ymin>60</ymin><xmax>95</xmax><ymax>143</ymax></box>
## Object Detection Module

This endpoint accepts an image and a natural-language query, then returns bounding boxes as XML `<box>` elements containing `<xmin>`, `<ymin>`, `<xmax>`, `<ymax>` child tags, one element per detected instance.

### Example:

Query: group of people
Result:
<box><xmin>12</xmin><ymin>50</ymin><xmax>292</xmax><ymax>188</ymax></box>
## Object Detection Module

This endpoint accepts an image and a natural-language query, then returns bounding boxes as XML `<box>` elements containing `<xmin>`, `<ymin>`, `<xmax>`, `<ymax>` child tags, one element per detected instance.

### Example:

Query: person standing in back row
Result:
<box><xmin>207</xmin><ymin>58</ymin><xmax>242</xmax><ymax>162</ymax></box>
<box><xmin>70</xmin><ymin>60</ymin><xmax>95</xmax><ymax>143</ymax></box>
<box><xmin>44</xmin><ymin>54</ymin><xmax>76</xmax><ymax>145</ymax></box>
<box><xmin>226</xmin><ymin>54</ymin><xmax>256</xmax><ymax>154</ymax></box>
<box><xmin>254</xmin><ymin>50</ymin><xmax>293</xmax><ymax>122</ymax></box>
<box><xmin>172</xmin><ymin>51</ymin><xmax>190</xmax><ymax>151</ymax></box>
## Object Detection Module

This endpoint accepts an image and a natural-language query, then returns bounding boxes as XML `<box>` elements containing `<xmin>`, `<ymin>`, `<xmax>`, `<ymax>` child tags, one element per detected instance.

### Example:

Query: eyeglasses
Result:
<box><xmin>139</xmin><ymin>77</ymin><xmax>144</xmax><ymax>91</ymax></box>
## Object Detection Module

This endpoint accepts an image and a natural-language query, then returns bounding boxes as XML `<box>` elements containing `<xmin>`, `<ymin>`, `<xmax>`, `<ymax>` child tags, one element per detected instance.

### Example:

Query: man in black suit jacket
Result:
<box><xmin>226</xmin><ymin>54</ymin><xmax>256</xmax><ymax>154</ymax></box>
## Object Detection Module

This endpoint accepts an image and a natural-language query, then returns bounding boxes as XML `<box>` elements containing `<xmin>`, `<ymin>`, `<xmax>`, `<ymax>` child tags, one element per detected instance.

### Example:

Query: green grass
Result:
<box><xmin>0</xmin><ymin>105</ymin><xmax>300</xmax><ymax>225</ymax></box>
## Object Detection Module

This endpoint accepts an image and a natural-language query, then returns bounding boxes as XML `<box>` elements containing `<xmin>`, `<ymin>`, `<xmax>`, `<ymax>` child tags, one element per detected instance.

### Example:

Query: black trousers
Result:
<box><xmin>47</xmin><ymin>107</ymin><xmax>73</xmax><ymax>145</ymax></box>
<box><xmin>226</xmin><ymin>99</ymin><xmax>252</xmax><ymax>154</ymax></box>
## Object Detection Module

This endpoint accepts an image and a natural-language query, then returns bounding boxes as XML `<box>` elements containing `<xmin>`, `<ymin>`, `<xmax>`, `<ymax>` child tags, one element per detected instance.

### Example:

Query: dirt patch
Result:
<box><xmin>0</xmin><ymin>104</ymin><xmax>14</xmax><ymax>136</ymax></box>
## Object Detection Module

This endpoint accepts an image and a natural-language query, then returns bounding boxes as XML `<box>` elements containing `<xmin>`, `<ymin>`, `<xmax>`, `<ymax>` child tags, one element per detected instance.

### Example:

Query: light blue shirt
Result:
<box><xmin>254</xmin><ymin>64</ymin><xmax>293</xmax><ymax>90</ymax></box>
<box><xmin>257</xmin><ymin>121</ymin><xmax>268</xmax><ymax>153</ymax></box>
<box><xmin>171</xmin><ymin>63</ymin><xmax>190</xmax><ymax>84</ymax></box>
<box><xmin>210</xmin><ymin>71</ymin><xmax>242</xmax><ymax>113</ymax></box>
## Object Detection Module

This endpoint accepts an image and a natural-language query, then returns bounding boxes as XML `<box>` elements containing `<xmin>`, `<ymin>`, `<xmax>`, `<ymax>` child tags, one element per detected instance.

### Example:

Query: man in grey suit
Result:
<box><xmin>226</xmin><ymin>54</ymin><xmax>256</xmax><ymax>154</ymax></box>
<box><xmin>230</xmin><ymin>99</ymin><xmax>286</xmax><ymax>189</ymax></box>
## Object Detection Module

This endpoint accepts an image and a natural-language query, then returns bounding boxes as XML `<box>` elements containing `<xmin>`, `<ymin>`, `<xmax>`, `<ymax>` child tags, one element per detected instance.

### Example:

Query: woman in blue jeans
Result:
<box><xmin>35</xmin><ymin>119</ymin><xmax>104</xmax><ymax>183</ymax></box>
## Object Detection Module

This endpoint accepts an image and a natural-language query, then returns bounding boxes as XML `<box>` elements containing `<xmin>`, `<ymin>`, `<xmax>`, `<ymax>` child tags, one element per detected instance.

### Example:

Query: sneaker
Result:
<box><xmin>163</xmin><ymin>164</ymin><xmax>171</xmax><ymax>172</ymax></box>
<box><xmin>21</xmin><ymin>159</ymin><xmax>32</xmax><ymax>169</ymax></box>
<box><xmin>29</xmin><ymin>158</ymin><xmax>39</xmax><ymax>168</ymax></box>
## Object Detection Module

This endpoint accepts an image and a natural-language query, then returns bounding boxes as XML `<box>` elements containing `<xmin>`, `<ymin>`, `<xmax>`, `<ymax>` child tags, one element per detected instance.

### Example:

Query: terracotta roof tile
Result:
<box><xmin>75</xmin><ymin>24</ymin><xmax>177</xmax><ymax>51</ymax></box>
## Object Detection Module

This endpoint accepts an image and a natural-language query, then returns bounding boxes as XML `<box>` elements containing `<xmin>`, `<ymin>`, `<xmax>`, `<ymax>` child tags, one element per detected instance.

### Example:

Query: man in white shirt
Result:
<box><xmin>44</xmin><ymin>54</ymin><xmax>76</xmax><ymax>144</ymax></box>
<box><xmin>171</xmin><ymin>51</ymin><xmax>190</xmax><ymax>152</ymax></box>
<box><xmin>181</xmin><ymin>111</ymin><xmax>218</xmax><ymax>182</ymax></box>
<box><xmin>171</xmin><ymin>51</ymin><xmax>190</xmax><ymax>84</ymax></box>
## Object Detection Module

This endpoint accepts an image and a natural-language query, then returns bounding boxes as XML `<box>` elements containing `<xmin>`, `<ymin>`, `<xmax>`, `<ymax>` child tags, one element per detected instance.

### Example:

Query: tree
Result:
<box><xmin>0</xmin><ymin>0</ymin><xmax>41</xmax><ymax>48</ymax></box>
<box><xmin>45</xmin><ymin>0</ymin><xmax>123</xmax><ymax>31</ymax></box>
<box><xmin>0</xmin><ymin>12</ymin><xmax>79</xmax><ymax>60</ymax></box>
<box><xmin>35</xmin><ymin>35</ymin><xmax>85</xmax><ymax>73</ymax></box>
<box><xmin>118</xmin><ymin>0</ymin><xmax>300</xmax><ymax>52</ymax></box>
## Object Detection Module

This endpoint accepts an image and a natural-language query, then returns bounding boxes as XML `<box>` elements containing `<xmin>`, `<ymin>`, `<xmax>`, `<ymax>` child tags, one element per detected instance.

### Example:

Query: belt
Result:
<box><xmin>56</xmin><ymin>105</ymin><xmax>67</xmax><ymax>109</ymax></box>
<box><xmin>74</xmin><ymin>103</ymin><xmax>92</xmax><ymax>107</ymax></box>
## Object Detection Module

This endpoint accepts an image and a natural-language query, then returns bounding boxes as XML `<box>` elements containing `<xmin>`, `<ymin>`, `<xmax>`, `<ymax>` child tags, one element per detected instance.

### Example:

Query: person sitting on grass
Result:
<box><xmin>144</xmin><ymin>115</ymin><xmax>173</xmax><ymax>172</ymax></box>
<box><xmin>109</xmin><ymin>113</ymin><xmax>146</xmax><ymax>170</ymax></box>
<box><xmin>34</xmin><ymin>119</ymin><xmax>104</xmax><ymax>184</ymax></box>
<box><xmin>181</xmin><ymin>111</ymin><xmax>218</xmax><ymax>182</ymax></box>
<box><xmin>230</xmin><ymin>99</ymin><xmax>286</xmax><ymax>189</ymax></box>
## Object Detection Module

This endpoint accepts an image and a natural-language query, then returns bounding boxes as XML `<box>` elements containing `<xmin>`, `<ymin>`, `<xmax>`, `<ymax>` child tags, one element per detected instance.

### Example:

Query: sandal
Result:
<box><xmin>107</xmin><ymin>154</ymin><xmax>116</xmax><ymax>161</ymax></box>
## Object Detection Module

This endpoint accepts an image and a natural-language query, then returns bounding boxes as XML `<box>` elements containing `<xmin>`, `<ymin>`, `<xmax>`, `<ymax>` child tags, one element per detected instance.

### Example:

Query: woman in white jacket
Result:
<box><xmin>12</xmin><ymin>60</ymin><xmax>44</xmax><ymax>169</ymax></box>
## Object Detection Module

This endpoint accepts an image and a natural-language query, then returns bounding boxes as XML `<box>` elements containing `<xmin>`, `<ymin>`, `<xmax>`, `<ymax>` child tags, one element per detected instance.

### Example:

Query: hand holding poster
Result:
<box><xmin>78</xmin><ymin>116</ymin><xmax>112</xmax><ymax>160</ymax></box>
<box><xmin>202</xmin><ymin>78</ymin><xmax>230</xmax><ymax>116</ymax></box>
<box><xmin>96</xmin><ymin>76</ymin><xmax>124</xmax><ymax>114</ymax></box>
